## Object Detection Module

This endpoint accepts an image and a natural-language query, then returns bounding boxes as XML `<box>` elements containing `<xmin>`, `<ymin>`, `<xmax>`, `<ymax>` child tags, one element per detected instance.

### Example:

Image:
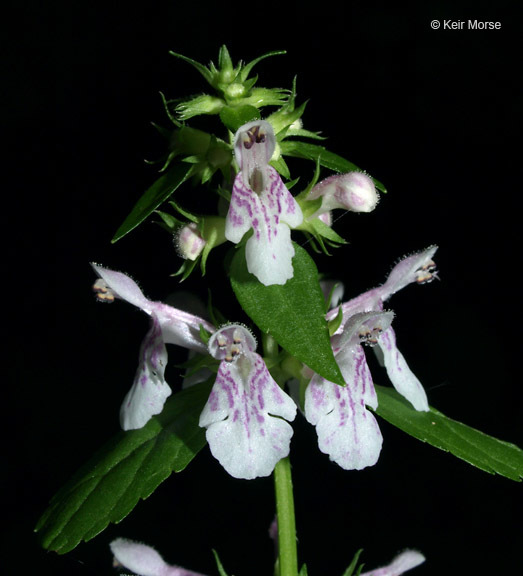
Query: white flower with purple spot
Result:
<box><xmin>92</xmin><ymin>264</ymin><xmax>215</xmax><ymax>430</ymax></box>
<box><xmin>329</xmin><ymin>245</ymin><xmax>439</xmax><ymax>412</ymax></box>
<box><xmin>305</xmin><ymin>246</ymin><xmax>438</xmax><ymax>469</ymax></box>
<box><xmin>199</xmin><ymin>324</ymin><xmax>297</xmax><ymax>479</ymax></box>
<box><xmin>225</xmin><ymin>120</ymin><xmax>303</xmax><ymax>286</ymax></box>
<box><xmin>305</xmin><ymin>310</ymin><xmax>394</xmax><ymax>470</ymax></box>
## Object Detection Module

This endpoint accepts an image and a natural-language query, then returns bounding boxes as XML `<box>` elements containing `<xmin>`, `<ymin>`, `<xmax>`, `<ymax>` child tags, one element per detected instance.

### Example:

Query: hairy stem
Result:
<box><xmin>274</xmin><ymin>457</ymin><xmax>298</xmax><ymax>576</ymax></box>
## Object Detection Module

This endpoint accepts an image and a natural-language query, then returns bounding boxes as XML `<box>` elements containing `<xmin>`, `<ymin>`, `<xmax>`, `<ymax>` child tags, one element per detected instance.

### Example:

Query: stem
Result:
<box><xmin>262</xmin><ymin>333</ymin><xmax>299</xmax><ymax>576</ymax></box>
<box><xmin>274</xmin><ymin>457</ymin><xmax>298</xmax><ymax>576</ymax></box>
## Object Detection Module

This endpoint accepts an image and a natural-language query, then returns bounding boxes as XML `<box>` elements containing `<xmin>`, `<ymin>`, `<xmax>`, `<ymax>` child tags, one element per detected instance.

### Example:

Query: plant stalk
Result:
<box><xmin>273</xmin><ymin>457</ymin><xmax>298</xmax><ymax>576</ymax></box>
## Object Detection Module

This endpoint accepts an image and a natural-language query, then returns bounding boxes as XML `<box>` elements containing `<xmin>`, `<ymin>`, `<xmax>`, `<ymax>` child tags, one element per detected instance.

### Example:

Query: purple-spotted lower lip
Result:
<box><xmin>199</xmin><ymin>348</ymin><xmax>297</xmax><ymax>479</ymax></box>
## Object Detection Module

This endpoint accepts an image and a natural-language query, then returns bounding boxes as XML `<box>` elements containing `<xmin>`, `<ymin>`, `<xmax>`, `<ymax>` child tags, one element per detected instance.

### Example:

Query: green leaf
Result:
<box><xmin>230</xmin><ymin>243</ymin><xmax>344</xmax><ymax>385</ymax></box>
<box><xmin>112</xmin><ymin>163</ymin><xmax>193</xmax><ymax>243</ymax></box>
<box><xmin>212</xmin><ymin>550</ymin><xmax>230</xmax><ymax>576</ymax></box>
<box><xmin>169</xmin><ymin>51</ymin><xmax>214</xmax><ymax>85</ymax></box>
<box><xmin>341</xmin><ymin>549</ymin><xmax>364</xmax><ymax>576</ymax></box>
<box><xmin>35</xmin><ymin>382</ymin><xmax>212</xmax><ymax>553</ymax></box>
<box><xmin>240</xmin><ymin>50</ymin><xmax>286</xmax><ymax>82</ymax></box>
<box><xmin>270</xmin><ymin>155</ymin><xmax>291</xmax><ymax>180</ymax></box>
<box><xmin>219</xmin><ymin>104</ymin><xmax>260</xmax><ymax>132</ymax></box>
<box><xmin>375</xmin><ymin>385</ymin><xmax>523</xmax><ymax>481</ymax></box>
<box><xmin>280</xmin><ymin>140</ymin><xmax>387</xmax><ymax>194</ymax></box>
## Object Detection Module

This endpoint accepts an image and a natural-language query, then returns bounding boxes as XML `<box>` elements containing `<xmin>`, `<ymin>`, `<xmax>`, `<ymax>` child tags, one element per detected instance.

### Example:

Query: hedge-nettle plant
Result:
<box><xmin>36</xmin><ymin>46</ymin><xmax>523</xmax><ymax>576</ymax></box>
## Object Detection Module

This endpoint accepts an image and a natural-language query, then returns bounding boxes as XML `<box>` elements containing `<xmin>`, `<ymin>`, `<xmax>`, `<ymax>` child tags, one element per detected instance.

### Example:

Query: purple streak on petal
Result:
<box><xmin>120</xmin><ymin>315</ymin><xmax>172</xmax><ymax>431</ymax></box>
<box><xmin>199</xmin><ymin>351</ymin><xmax>296</xmax><ymax>479</ymax></box>
<box><xmin>305</xmin><ymin>345</ymin><xmax>382</xmax><ymax>470</ymax></box>
<box><xmin>225</xmin><ymin>165</ymin><xmax>303</xmax><ymax>285</ymax></box>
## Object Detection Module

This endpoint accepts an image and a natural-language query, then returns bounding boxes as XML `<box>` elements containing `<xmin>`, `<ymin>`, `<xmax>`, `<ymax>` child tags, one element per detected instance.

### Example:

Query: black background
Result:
<box><xmin>5</xmin><ymin>1</ymin><xmax>522</xmax><ymax>574</ymax></box>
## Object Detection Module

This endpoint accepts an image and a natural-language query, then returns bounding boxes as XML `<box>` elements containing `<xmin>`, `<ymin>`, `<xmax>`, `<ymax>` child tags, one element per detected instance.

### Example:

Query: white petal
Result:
<box><xmin>92</xmin><ymin>264</ymin><xmax>213</xmax><ymax>353</ymax></box>
<box><xmin>233</xmin><ymin>120</ymin><xmax>276</xmax><ymax>175</ymax></box>
<box><xmin>120</xmin><ymin>315</ymin><xmax>172</xmax><ymax>430</ymax></box>
<box><xmin>152</xmin><ymin>302</ymin><xmax>213</xmax><ymax>353</ymax></box>
<box><xmin>110</xmin><ymin>538</ymin><xmax>170</xmax><ymax>576</ymax></box>
<box><xmin>335</xmin><ymin>310</ymin><xmax>394</xmax><ymax>351</ymax></box>
<box><xmin>378</xmin><ymin>328</ymin><xmax>429</xmax><ymax>411</ymax></box>
<box><xmin>199</xmin><ymin>352</ymin><xmax>296</xmax><ymax>479</ymax></box>
<box><xmin>305</xmin><ymin>347</ymin><xmax>382</xmax><ymax>470</ymax></box>
<box><xmin>110</xmin><ymin>538</ymin><xmax>208</xmax><ymax>576</ymax></box>
<box><xmin>92</xmin><ymin>264</ymin><xmax>151</xmax><ymax>311</ymax></box>
<box><xmin>360</xmin><ymin>549</ymin><xmax>426</xmax><ymax>576</ymax></box>
<box><xmin>226</xmin><ymin>167</ymin><xmax>303</xmax><ymax>286</ymax></box>
<box><xmin>327</xmin><ymin>287</ymin><xmax>383</xmax><ymax>329</ymax></box>
<box><xmin>208</xmin><ymin>324</ymin><xmax>257</xmax><ymax>360</ymax></box>
<box><xmin>245</xmin><ymin>222</ymin><xmax>295</xmax><ymax>285</ymax></box>
<box><xmin>380</xmin><ymin>246</ymin><xmax>438</xmax><ymax>300</ymax></box>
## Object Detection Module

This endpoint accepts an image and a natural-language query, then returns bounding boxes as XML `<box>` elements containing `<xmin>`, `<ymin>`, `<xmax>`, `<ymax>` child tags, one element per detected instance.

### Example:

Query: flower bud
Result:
<box><xmin>176</xmin><ymin>222</ymin><xmax>206</xmax><ymax>261</ymax></box>
<box><xmin>308</xmin><ymin>172</ymin><xmax>379</xmax><ymax>215</ymax></box>
<box><xmin>224</xmin><ymin>82</ymin><xmax>247</xmax><ymax>99</ymax></box>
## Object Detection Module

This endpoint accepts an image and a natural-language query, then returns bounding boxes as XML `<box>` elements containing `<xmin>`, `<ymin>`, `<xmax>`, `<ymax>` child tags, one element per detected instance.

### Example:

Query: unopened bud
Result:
<box><xmin>309</xmin><ymin>172</ymin><xmax>379</xmax><ymax>215</ymax></box>
<box><xmin>176</xmin><ymin>222</ymin><xmax>206</xmax><ymax>261</ymax></box>
<box><xmin>225</xmin><ymin>82</ymin><xmax>247</xmax><ymax>99</ymax></box>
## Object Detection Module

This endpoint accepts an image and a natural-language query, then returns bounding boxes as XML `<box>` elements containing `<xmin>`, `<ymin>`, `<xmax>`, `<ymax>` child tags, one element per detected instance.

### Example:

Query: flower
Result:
<box><xmin>330</xmin><ymin>245</ymin><xmax>438</xmax><ymax>412</ymax></box>
<box><xmin>308</xmin><ymin>171</ymin><xmax>379</xmax><ymax>217</ymax></box>
<box><xmin>359</xmin><ymin>549</ymin><xmax>426</xmax><ymax>576</ymax></box>
<box><xmin>305</xmin><ymin>247</ymin><xmax>438</xmax><ymax>469</ymax></box>
<box><xmin>305</xmin><ymin>310</ymin><xmax>394</xmax><ymax>470</ymax></box>
<box><xmin>110</xmin><ymin>538</ymin><xmax>207</xmax><ymax>576</ymax></box>
<box><xmin>93</xmin><ymin>266</ymin><xmax>296</xmax><ymax>479</ymax></box>
<box><xmin>92</xmin><ymin>264</ymin><xmax>215</xmax><ymax>430</ymax></box>
<box><xmin>176</xmin><ymin>222</ymin><xmax>206</xmax><ymax>261</ymax></box>
<box><xmin>225</xmin><ymin>120</ymin><xmax>303</xmax><ymax>286</ymax></box>
<box><xmin>199</xmin><ymin>324</ymin><xmax>297</xmax><ymax>479</ymax></box>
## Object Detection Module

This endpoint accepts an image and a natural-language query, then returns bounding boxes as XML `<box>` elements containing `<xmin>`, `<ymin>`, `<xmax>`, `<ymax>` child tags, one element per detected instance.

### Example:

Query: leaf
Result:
<box><xmin>240</xmin><ymin>50</ymin><xmax>287</xmax><ymax>82</ymax></box>
<box><xmin>280</xmin><ymin>140</ymin><xmax>387</xmax><ymax>194</ymax></box>
<box><xmin>230</xmin><ymin>243</ymin><xmax>344</xmax><ymax>386</ymax></box>
<box><xmin>35</xmin><ymin>381</ymin><xmax>212</xmax><ymax>554</ymax></box>
<box><xmin>212</xmin><ymin>550</ymin><xmax>230</xmax><ymax>576</ymax></box>
<box><xmin>169</xmin><ymin>51</ymin><xmax>214</xmax><ymax>85</ymax></box>
<box><xmin>375</xmin><ymin>385</ymin><xmax>523</xmax><ymax>481</ymax></box>
<box><xmin>341</xmin><ymin>549</ymin><xmax>364</xmax><ymax>576</ymax></box>
<box><xmin>112</xmin><ymin>163</ymin><xmax>194</xmax><ymax>243</ymax></box>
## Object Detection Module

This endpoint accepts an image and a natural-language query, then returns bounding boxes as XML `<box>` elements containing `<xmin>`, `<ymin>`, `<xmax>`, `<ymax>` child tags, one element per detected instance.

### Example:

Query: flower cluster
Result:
<box><xmin>93</xmin><ymin>244</ymin><xmax>437</xmax><ymax>479</ymax></box>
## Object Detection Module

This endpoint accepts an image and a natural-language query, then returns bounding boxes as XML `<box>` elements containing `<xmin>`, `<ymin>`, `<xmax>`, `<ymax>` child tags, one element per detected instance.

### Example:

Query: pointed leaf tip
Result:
<box><xmin>230</xmin><ymin>243</ymin><xmax>344</xmax><ymax>386</ymax></box>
